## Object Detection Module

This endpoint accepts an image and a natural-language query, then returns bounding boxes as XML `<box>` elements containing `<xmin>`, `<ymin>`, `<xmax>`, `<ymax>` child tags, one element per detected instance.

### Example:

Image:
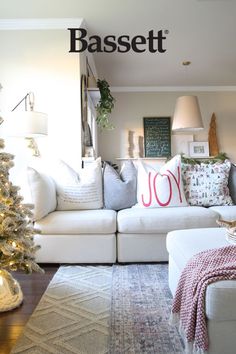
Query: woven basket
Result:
<box><xmin>226</xmin><ymin>230</ymin><xmax>236</xmax><ymax>245</ymax></box>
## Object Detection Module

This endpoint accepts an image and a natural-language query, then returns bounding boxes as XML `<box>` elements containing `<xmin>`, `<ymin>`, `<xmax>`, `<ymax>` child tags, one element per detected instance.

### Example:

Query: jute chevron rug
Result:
<box><xmin>11</xmin><ymin>264</ymin><xmax>184</xmax><ymax>354</ymax></box>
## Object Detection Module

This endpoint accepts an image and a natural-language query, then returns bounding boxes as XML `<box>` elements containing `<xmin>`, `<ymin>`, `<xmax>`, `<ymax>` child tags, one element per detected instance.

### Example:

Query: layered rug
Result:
<box><xmin>12</xmin><ymin>264</ymin><xmax>184</xmax><ymax>354</ymax></box>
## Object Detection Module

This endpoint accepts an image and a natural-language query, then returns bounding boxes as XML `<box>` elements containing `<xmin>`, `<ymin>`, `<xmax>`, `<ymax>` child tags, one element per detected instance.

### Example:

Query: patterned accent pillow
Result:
<box><xmin>135</xmin><ymin>155</ymin><xmax>188</xmax><ymax>208</ymax></box>
<box><xmin>182</xmin><ymin>160</ymin><xmax>233</xmax><ymax>206</ymax></box>
<box><xmin>103</xmin><ymin>160</ymin><xmax>137</xmax><ymax>210</ymax></box>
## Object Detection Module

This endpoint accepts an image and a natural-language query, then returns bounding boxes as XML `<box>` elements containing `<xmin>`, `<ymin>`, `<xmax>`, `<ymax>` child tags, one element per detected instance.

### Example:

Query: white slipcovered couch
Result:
<box><xmin>33</xmin><ymin>204</ymin><xmax>236</xmax><ymax>263</ymax></box>
<box><xmin>24</xmin><ymin>158</ymin><xmax>236</xmax><ymax>263</ymax></box>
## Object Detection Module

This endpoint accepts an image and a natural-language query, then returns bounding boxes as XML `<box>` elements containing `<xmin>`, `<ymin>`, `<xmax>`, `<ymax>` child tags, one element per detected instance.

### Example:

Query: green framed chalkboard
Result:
<box><xmin>143</xmin><ymin>117</ymin><xmax>171</xmax><ymax>157</ymax></box>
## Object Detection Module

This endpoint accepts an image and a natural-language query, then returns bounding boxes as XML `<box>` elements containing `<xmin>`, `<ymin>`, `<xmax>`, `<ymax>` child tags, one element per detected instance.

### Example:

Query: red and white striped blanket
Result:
<box><xmin>170</xmin><ymin>245</ymin><xmax>236</xmax><ymax>354</ymax></box>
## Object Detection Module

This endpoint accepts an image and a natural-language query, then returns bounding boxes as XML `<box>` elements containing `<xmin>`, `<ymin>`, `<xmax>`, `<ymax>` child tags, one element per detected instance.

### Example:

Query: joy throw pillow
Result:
<box><xmin>52</xmin><ymin>158</ymin><xmax>103</xmax><ymax>210</ymax></box>
<box><xmin>136</xmin><ymin>155</ymin><xmax>188</xmax><ymax>208</ymax></box>
<box><xmin>182</xmin><ymin>160</ymin><xmax>233</xmax><ymax>207</ymax></box>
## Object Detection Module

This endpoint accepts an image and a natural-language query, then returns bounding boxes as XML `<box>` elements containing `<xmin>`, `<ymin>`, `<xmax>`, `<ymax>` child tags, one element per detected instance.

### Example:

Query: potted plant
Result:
<box><xmin>96</xmin><ymin>79</ymin><xmax>115</xmax><ymax>130</ymax></box>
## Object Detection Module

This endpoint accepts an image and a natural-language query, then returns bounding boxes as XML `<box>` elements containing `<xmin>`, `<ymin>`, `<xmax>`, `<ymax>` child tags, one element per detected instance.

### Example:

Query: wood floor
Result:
<box><xmin>0</xmin><ymin>265</ymin><xmax>58</xmax><ymax>354</ymax></box>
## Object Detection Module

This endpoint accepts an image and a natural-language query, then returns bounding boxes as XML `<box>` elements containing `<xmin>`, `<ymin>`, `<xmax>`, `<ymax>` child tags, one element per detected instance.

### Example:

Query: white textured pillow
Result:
<box><xmin>53</xmin><ymin>158</ymin><xmax>103</xmax><ymax>210</ymax></box>
<box><xmin>135</xmin><ymin>155</ymin><xmax>188</xmax><ymax>208</ymax></box>
<box><xmin>27</xmin><ymin>167</ymin><xmax>57</xmax><ymax>221</ymax></box>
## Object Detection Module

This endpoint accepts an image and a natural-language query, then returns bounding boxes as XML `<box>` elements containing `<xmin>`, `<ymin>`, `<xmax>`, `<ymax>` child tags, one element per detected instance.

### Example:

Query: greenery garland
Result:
<box><xmin>181</xmin><ymin>152</ymin><xmax>228</xmax><ymax>164</ymax></box>
<box><xmin>96</xmin><ymin>79</ymin><xmax>115</xmax><ymax>130</ymax></box>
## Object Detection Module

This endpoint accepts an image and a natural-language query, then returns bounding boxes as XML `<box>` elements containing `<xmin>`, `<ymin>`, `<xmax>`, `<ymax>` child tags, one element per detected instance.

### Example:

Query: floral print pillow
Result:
<box><xmin>182</xmin><ymin>160</ymin><xmax>233</xmax><ymax>206</ymax></box>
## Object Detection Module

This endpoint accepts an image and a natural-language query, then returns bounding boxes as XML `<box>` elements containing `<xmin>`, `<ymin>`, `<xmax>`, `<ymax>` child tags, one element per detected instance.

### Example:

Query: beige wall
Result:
<box><xmin>98</xmin><ymin>91</ymin><xmax>236</xmax><ymax>163</ymax></box>
<box><xmin>0</xmin><ymin>28</ymin><xmax>83</xmax><ymax>182</ymax></box>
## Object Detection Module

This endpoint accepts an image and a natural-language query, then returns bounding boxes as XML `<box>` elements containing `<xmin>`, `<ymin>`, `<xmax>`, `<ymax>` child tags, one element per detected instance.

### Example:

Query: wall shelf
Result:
<box><xmin>116</xmin><ymin>156</ymin><xmax>215</xmax><ymax>160</ymax></box>
<box><xmin>116</xmin><ymin>157</ymin><xmax>167</xmax><ymax>160</ymax></box>
<box><xmin>116</xmin><ymin>157</ymin><xmax>167</xmax><ymax>167</ymax></box>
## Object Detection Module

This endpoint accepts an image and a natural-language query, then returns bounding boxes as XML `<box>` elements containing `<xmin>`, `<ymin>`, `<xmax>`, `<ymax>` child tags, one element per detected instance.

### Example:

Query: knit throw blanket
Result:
<box><xmin>170</xmin><ymin>245</ymin><xmax>236</xmax><ymax>354</ymax></box>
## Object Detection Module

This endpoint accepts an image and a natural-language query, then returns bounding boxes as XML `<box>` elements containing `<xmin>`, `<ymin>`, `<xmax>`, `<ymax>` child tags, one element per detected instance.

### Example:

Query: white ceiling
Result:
<box><xmin>1</xmin><ymin>0</ymin><xmax>236</xmax><ymax>88</ymax></box>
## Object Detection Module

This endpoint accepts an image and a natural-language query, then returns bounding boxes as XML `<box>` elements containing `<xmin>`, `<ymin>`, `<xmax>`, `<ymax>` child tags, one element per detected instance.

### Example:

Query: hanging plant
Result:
<box><xmin>96</xmin><ymin>79</ymin><xmax>115</xmax><ymax>130</ymax></box>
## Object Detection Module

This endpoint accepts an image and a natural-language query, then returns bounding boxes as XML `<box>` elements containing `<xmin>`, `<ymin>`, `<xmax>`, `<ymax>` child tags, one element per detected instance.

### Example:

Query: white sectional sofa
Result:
<box><xmin>32</xmin><ymin>204</ymin><xmax>236</xmax><ymax>263</ymax></box>
<box><xmin>24</xmin><ymin>158</ymin><xmax>236</xmax><ymax>263</ymax></box>
<box><xmin>25</xmin><ymin>158</ymin><xmax>236</xmax><ymax>354</ymax></box>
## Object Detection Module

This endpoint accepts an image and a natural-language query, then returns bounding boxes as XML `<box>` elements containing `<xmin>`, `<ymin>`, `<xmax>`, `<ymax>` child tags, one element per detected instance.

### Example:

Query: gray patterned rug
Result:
<box><xmin>12</xmin><ymin>264</ymin><xmax>184</xmax><ymax>354</ymax></box>
<box><xmin>110</xmin><ymin>264</ymin><xmax>184</xmax><ymax>354</ymax></box>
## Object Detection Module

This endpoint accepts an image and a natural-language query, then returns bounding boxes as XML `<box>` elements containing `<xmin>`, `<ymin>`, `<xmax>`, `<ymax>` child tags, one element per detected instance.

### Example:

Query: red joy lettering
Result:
<box><xmin>141</xmin><ymin>172</ymin><xmax>152</xmax><ymax>207</ymax></box>
<box><xmin>167</xmin><ymin>165</ymin><xmax>182</xmax><ymax>202</ymax></box>
<box><xmin>153</xmin><ymin>172</ymin><xmax>172</xmax><ymax>206</ymax></box>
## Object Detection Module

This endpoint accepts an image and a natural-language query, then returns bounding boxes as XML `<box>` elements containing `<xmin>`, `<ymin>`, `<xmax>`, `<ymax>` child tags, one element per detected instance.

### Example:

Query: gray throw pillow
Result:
<box><xmin>228</xmin><ymin>164</ymin><xmax>236</xmax><ymax>204</ymax></box>
<box><xmin>103</xmin><ymin>160</ymin><xmax>137</xmax><ymax>210</ymax></box>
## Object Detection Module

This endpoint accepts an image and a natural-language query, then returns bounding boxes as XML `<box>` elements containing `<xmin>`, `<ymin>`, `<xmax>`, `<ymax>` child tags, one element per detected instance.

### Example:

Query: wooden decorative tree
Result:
<box><xmin>0</xmin><ymin>137</ymin><xmax>43</xmax><ymax>312</ymax></box>
<box><xmin>208</xmin><ymin>113</ymin><xmax>219</xmax><ymax>157</ymax></box>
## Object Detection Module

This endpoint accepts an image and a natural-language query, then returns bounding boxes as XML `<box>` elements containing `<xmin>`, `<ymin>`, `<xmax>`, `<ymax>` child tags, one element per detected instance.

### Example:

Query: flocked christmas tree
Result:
<box><xmin>0</xmin><ymin>136</ymin><xmax>43</xmax><ymax>312</ymax></box>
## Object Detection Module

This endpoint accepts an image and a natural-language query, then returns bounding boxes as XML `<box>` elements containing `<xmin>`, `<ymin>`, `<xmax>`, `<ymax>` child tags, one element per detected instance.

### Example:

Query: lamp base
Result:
<box><xmin>25</xmin><ymin>137</ymin><xmax>40</xmax><ymax>157</ymax></box>
<box><xmin>0</xmin><ymin>270</ymin><xmax>23</xmax><ymax>312</ymax></box>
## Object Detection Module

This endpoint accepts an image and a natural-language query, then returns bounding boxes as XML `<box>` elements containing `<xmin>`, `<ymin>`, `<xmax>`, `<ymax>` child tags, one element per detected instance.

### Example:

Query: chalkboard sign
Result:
<box><xmin>143</xmin><ymin>117</ymin><xmax>171</xmax><ymax>157</ymax></box>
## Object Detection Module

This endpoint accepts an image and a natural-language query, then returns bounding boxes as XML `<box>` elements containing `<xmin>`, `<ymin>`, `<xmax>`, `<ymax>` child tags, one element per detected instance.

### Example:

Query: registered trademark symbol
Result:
<box><xmin>164</xmin><ymin>30</ymin><xmax>169</xmax><ymax>34</ymax></box>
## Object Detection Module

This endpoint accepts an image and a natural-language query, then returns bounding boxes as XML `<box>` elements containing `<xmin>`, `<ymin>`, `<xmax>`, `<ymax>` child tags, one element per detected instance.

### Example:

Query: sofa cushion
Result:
<box><xmin>52</xmin><ymin>158</ymin><xmax>103</xmax><ymax>210</ymax></box>
<box><xmin>135</xmin><ymin>155</ymin><xmax>188</xmax><ymax>208</ymax></box>
<box><xmin>27</xmin><ymin>167</ymin><xmax>57</xmax><ymax>221</ymax></box>
<box><xmin>182</xmin><ymin>160</ymin><xmax>233</xmax><ymax>207</ymax></box>
<box><xmin>35</xmin><ymin>209</ymin><xmax>116</xmax><ymax>234</ymax></box>
<box><xmin>103</xmin><ymin>160</ymin><xmax>137</xmax><ymax>210</ymax></box>
<box><xmin>209</xmin><ymin>205</ymin><xmax>236</xmax><ymax>221</ymax></box>
<box><xmin>167</xmin><ymin>228</ymin><xmax>227</xmax><ymax>272</ymax></box>
<box><xmin>117</xmin><ymin>206</ymin><xmax>219</xmax><ymax>234</ymax></box>
<box><xmin>228</xmin><ymin>163</ymin><xmax>236</xmax><ymax>204</ymax></box>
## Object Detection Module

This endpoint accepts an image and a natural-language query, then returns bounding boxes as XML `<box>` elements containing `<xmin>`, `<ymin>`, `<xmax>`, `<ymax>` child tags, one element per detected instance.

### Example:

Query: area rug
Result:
<box><xmin>110</xmin><ymin>264</ymin><xmax>184</xmax><ymax>354</ymax></box>
<box><xmin>12</xmin><ymin>266</ymin><xmax>112</xmax><ymax>354</ymax></box>
<box><xmin>12</xmin><ymin>264</ymin><xmax>184</xmax><ymax>354</ymax></box>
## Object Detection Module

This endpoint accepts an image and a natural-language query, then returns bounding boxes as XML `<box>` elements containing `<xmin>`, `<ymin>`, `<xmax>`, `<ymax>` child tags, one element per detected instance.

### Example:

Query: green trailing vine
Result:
<box><xmin>96</xmin><ymin>79</ymin><xmax>115</xmax><ymax>130</ymax></box>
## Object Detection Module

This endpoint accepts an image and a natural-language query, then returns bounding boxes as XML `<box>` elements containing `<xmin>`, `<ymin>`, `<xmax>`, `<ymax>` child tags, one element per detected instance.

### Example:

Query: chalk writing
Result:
<box><xmin>143</xmin><ymin>117</ymin><xmax>171</xmax><ymax>157</ymax></box>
